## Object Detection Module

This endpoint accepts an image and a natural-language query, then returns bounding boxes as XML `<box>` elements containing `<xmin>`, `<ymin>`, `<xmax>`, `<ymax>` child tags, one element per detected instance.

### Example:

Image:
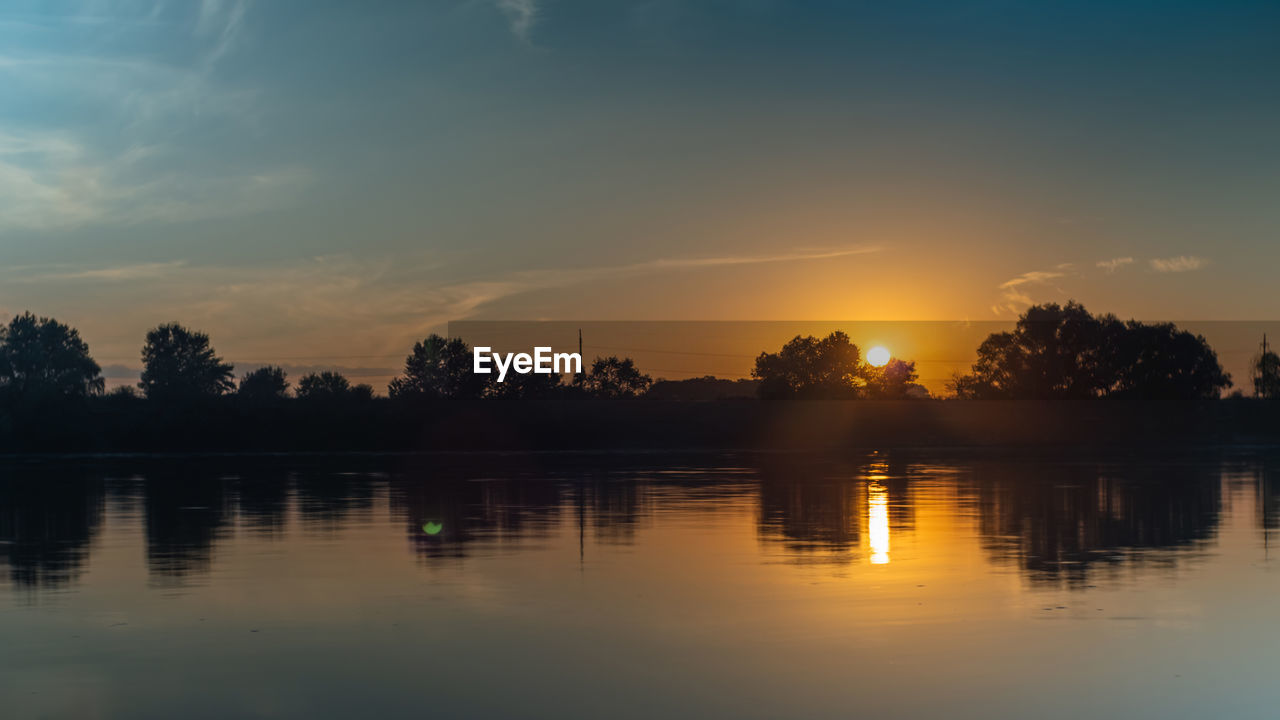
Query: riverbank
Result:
<box><xmin>4</xmin><ymin>397</ymin><xmax>1280</xmax><ymax>453</ymax></box>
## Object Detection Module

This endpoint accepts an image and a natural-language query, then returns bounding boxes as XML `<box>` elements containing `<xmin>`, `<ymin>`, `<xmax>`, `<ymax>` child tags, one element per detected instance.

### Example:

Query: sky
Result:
<box><xmin>2</xmin><ymin>0</ymin><xmax>1279</xmax><ymax>384</ymax></box>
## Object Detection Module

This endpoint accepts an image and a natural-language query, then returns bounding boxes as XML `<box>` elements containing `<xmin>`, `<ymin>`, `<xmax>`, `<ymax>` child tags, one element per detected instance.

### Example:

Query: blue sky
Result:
<box><xmin>2</xmin><ymin>1</ymin><xmax>1279</xmax><ymax>375</ymax></box>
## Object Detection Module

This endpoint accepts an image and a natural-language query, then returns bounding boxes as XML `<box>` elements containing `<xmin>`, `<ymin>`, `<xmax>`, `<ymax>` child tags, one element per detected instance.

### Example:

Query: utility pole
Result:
<box><xmin>577</xmin><ymin>328</ymin><xmax>584</xmax><ymax>386</ymax></box>
<box><xmin>1263</xmin><ymin>333</ymin><xmax>1269</xmax><ymax>398</ymax></box>
<box><xmin>1258</xmin><ymin>333</ymin><xmax>1273</xmax><ymax>398</ymax></box>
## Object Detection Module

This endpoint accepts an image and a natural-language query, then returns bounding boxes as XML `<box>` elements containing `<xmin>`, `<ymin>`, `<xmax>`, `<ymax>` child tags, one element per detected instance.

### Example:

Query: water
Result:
<box><xmin>3</xmin><ymin>450</ymin><xmax>1279</xmax><ymax>719</ymax></box>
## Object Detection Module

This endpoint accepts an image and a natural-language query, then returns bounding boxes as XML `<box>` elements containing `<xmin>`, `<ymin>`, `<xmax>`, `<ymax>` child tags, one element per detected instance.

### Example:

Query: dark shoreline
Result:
<box><xmin>5</xmin><ymin>397</ymin><xmax>1280</xmax><ymax>455</ymax></box>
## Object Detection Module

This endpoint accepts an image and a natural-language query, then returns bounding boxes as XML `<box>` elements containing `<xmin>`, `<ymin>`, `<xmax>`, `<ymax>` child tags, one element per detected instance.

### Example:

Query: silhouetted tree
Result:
<box><xmin>646</xmin><ymin>376</ymin><xmax>759</xmax><ymax>401</ymax></box>
<box><xmin>1255</xmin><ymin>343</ymin><xmax>1280</xmax><ymax>399</ymax></box>
<box><xmin>862</xmin><ymin>358</ymin><xmax>926</xmax><ymax>399</ymax></box>
<box><xmin>100</xmin><ymin>385</ymin><xmax>143</xmax><ymax>414</ymax></box>
<box><xmin>388</xmin><ymin>335</ymin><xmax>488</xmax><ymax>399</ymax></box>
<box><xmin>752</xmin><ymin>331</ymin><xmax>861</xmax><ymax>399</ymax></box>
<box><xmin>140</xmin><ymin>323</ymin><xmax>235</xmax><ymax>401</ymax></box>
<box><xmin>297</xmin><ymin>371</ymin><xmax>374</xmax><ymax>401</ymax></box>
<box><xmin>238</xmin><ymin>366</ymin><xmax>289</xmax><ymax>403</ymax></box>
<box><xmin>1109</xmin><ymin>321</ymin><xmax>1232</xmax><ymax>400</ymax></box>
<box><xmin>584</xmin><ymin>356</ymin><xmax>651</xmax><ymax>398</ymax></box>
<box><xmin>951</xmin><ymin>303</ymin><xmax>1113</xmax><ymax>399</ymax></box>
<box><xmin>105</xmin><ymin>385</ymin><xmax>140</xmax><ymax>401</ymax></box>
<box><xmin>489</xmin><ymin>368</ymin><xmax>563</xmax><ymax>399</ymax></box>
<box><xmin>951</xmin><ymin>302</ymin><xmax>1230</xmax><ymax>400</ymax></box>
<box><xmin>0</xmin><ymin>312</ymin><xmax>103</xmax><ymax>405</ymax></box>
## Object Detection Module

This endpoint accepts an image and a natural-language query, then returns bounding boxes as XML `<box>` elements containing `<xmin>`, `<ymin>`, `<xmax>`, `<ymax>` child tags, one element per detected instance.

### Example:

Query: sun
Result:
<box><xmin>867</xmin><ymin>346</ymin><xmax>890</xmax><ymax>367</ymax></box>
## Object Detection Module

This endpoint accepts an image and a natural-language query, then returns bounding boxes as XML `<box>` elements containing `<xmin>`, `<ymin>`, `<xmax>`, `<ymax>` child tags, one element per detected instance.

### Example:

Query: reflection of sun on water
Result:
<box><xmin>868</xmin><ymin>481</ymin><xmax>890</xmax><ymax>565</ymax></box>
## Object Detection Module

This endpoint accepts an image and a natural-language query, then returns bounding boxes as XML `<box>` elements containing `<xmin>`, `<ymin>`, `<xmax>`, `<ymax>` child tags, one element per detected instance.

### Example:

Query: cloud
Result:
<box><xmin>998</xmin><ymin>270</ymin><xmax>1064</xmax><ymax>290</ymax></box>
<box><xmin>1150</xmin><ymin>255</ymin><xmax>1206</xmax><ymax>273</ymax></box>
<box><xmin>197</xmin><ymin>0</ymin><xmax>251</xmax><ymax>68</ymax></box>
<box><xmin>0</xmin><ymin>1</ymin><xmax>305</xmax><ymax>232</ymax></box>
<box><xmin>0</xmin><ymin>129</ymin><xmax>309</xmax><ymax>230</ymax></box>
<box><xmin>495</xmin><ymin>0</ymin><xmax>537</xmax><ymax>40</ymax></box>
<box><xmin>16</xmin><ymin>261</ymin><xmax>189</xmax><ymax>282</ymax></box>
<box><xmin>1097</xmin><ymin>257</ymin><xmax>1134</xmax><ymax>272</ymax></box>
<box><xmin>993</xmin><ymin>269</ymin><xmax>1066</xmax><ymax>315</ymax></box>
<box><xmin>410</xmin><ymin>245</ymin><xmax>883</xmax><ymax>331</ymax></box>
<box><xmin>644</xmin><ymin>247</ymin><xmax>879</xmax><ymax>270</ymax></box>
<box><xmin>0</xmin><ymin>246</ymin><xmax>882</xmax><ymax>365</ymax></box>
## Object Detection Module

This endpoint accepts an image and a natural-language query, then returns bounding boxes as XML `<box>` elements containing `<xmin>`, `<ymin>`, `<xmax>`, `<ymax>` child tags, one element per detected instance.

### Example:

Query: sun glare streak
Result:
<box><xmin>868</xmin><ymin>481</ymin><xmax>890</xmax><ymax>565</ymax></box>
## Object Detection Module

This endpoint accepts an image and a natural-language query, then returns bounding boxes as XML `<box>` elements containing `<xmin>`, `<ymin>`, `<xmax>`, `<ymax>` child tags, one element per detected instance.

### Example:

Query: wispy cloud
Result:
<box><xmin>993</xmin><ymin>269</ymin><xmax>1066</xmax><ymax>315</ymax></box>
<box><xmin>0</xmin><ymin>1</ymin><xmax>305</xmax><ymax>231</ymax></box>
<box><xmin>17</xmin><ymin>261</ymin><xmax>189</xmax><ymax>282</ymax></box>
<box><xmin>1097</xmin><ymin>257</ymin><xmax>1133</xmax><ymax>272</ymax></box>
<box><xmin>644</xmin><ymin>246</ymin><xmax>879</xmax><ymax>270</ymax></box>
<box><xmin>419</xmin><ymin>246</ymin><xmax>882</xmax><ymax>325</ymax></box>
<box><xmin>197</xmin><ymin>0</ymin><xmax>251</xmax><ymax>68</ymax></box>
<box><xmin>0</xmin><ymin>126</ymin><xmax>308</xmax><ymax>230</ymax></box>
<box><xmin>998</xmin><ymin>270</ymin><xmax>1065</xmax><ymax>290</ymax></box>
<box><xmin>0</xmin><ymin>246</ymin><xmax>881</xmax><ymax>362</ymax></box>
<box><xmin>1150</xmin><ymin>255</ymin><xmax>1206</xmax><ymax>273</ymax></box>
<box><xmin>495</xmin><ymin>0</ymin><xmax>537</xmax><ymax>40</ymax></box>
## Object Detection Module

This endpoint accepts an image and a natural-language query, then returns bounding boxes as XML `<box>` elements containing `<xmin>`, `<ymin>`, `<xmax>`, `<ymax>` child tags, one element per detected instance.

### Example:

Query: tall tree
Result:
<box><xmin>1108</xmin><ymin>321</ymin><xmax>1231</xmax><ymax>400</ymax></box>
<box><xmin>297</xmin><ymin>371</ymin><xmax>373</xmax><ymax>401</ymax></box>
<box><xmin>952</xmin><ymin>302</ymin><xmax>1230</xmax><ymax>400</ymax></box>
<box><xmin>388</xmin><ymin>335</ymin><xmax>488</xmax><ymax>399</ymax></box>
<box><xmin>489</xmin><ymin>368</ymin><xmax>563</xmax><ymax>399</ymax></box>
<box><xmin>584</xmin><ymin>356</ymin><xmax>651</xmax><ymax>398</ymax></box>
<box><xmin>752</xmin><ymin>331</ymin><xmax>861</xmax><ymax>399</ymax></box>
<box><xmin>952</xmin><ymin>302</ymin><xmax>1116</xmax><ymax>399</ymax></box>
<box><xmin>140</xmin><ymin>323</ymin><xmax>235</xmax><ymax>401</ymax></box>
<box><xmin>862</xmin><ymin>358</ymin><xmax>925</xmax><ymax>399</ymax></box>
<box><xmin>238</xmin><ymin>366</ymin><xmax>289</xmax><ymax>403</ymax></box>
<box><xmin>0</xmin><ymin>312</ymin><xmax>103</xmax><ymax>404</ymax></box>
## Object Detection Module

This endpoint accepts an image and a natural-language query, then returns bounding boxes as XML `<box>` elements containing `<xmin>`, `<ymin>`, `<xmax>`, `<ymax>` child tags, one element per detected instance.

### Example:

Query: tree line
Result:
<box><xmin>1</xmin><ymin>302</ymin><xmax>1277</xmax><ymax>417</ymax></box>
<box><xmin>0</xmin><ymin>314</ymin><xmax>655</xmax><ymax>414</ymax></box>
<box><xmin>749</xmin><ymin>301</ymin><xmax>1276</xmax><ymax>401</ymax></box>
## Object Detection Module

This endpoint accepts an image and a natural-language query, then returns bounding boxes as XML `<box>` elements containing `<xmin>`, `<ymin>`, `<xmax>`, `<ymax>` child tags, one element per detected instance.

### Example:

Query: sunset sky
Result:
<box><xmin>2</xmin><ymin>1</ymin><xmax>1279</xmax><ymax>382</ymax></box>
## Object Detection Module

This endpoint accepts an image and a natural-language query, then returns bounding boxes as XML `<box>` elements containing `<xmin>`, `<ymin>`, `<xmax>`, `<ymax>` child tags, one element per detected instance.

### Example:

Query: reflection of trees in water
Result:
<box><xmin>292</xmin><ymin>471</ymin><xmax>377</xmax><ymax>533</ymax></box>
<box><xmin>582</xmin><ymin>475</ymin><xmax>645</xmax><ymax>545</ymax></box>
<box><xmin>759</xmin><ymin>475</ymin><xmax>860</xmax><ymax>560</ymax></box>
<box><xmin>755</xmin><ymin>456</ymin><xmax>915</xmax><ymax>564</ymax></box>
<box><xmin>232</xmin><ymin>469</ymin><xmax>290</xmax><ymax>536</ymax></box>
<box><xmin>0</xmin><ymin>468</ymin><xmax>104</xmax><ymax>589</ymax></box>
<box><xmin>963</xmin><ymin>460</ymin><xmax>1223</xmax><ymax>588</ymax></box>
<box><xmin>145</xmin><ymin>464</ymin><xmax>387</xmax><ymax>581</ymax></box>
<box><xmin>389</xmin><ymin>466</ymin><xmax>672</xmax><ymax>563</ymax></box>
<box><xmin>0</xmin><ymin>455</ymin><xmax>1241</xmax><ymax>592</ymax></box>
<box><xmin>752</xmin><ymin>453</ymin><xmax>1225</xmax><ymax>580</ymax></box>
<box><xmin>1257</xmin><ymin>457</ymin><xmax>1280</xmax><ymax>533</ymax></box>
<box><xmin>390</xmin><ymin>473</ymin><xmax>564</xmax><ymax>564</ymax></box>
<box><xmin>143</xmin><ymin>469</ymin><xmax>232</xmax><ymax>583</ymax></box>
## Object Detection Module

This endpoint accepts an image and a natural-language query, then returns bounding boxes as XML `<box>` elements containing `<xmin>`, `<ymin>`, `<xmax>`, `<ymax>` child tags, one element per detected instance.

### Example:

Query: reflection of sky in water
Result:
<box><xmin>1</xmin><ymin>453</ymin><xmax>1278</xmax><ymax>719</ymax></box>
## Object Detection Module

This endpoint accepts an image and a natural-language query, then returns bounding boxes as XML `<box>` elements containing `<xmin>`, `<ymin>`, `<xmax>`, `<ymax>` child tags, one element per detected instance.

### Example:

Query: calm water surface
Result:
<box><xmin>3</xmin><ymin>451</ymin><xmax>1280</xmax><ymax>719</ymax></box>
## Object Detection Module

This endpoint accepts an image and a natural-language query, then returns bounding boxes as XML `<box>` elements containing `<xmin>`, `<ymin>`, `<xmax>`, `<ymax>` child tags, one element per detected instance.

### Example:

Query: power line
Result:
<box><xmin>582</xmin><ymin>344</ymin><xmax>757</xmax><ymax>359</ymax></box>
